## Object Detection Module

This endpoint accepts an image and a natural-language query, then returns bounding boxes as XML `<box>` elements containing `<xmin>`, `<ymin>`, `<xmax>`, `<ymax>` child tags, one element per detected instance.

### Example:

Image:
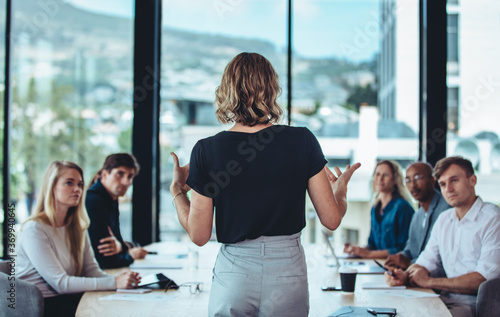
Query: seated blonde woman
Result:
<box><xmin>17</xmin><ymin>161</ymin><xmax>140</xmax><ymax>317</ymax></box>
<box><xmin>344</xmin><ymin>160</ymin><xmax>414</xmax><ymax>259</ymax></box>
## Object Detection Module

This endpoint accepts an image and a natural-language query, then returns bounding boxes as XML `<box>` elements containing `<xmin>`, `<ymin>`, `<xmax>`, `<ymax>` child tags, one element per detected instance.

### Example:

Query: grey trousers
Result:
<box><xmin>440</xmin><ymin>292</ymin><xmax>477</xmax><ymax>317</ymax></box>
<box><xmin>208</xmin><ymin>233</ymin><xmax>309</xmax><ymax>317</ymax></box>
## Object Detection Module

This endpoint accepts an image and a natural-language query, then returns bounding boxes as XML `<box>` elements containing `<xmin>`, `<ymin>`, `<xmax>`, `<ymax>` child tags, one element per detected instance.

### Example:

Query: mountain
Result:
<box><xmin>4</xmin><ymin>1</ymin><xmax>375</xmax><ymax>106</ymax></box>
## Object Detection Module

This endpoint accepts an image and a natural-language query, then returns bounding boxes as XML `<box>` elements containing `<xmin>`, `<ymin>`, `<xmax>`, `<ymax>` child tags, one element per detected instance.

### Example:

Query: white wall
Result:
<box><xmin>455</xmin><ymin>0</ymin><xmax>500</xmax><ymax>138</ymax></box>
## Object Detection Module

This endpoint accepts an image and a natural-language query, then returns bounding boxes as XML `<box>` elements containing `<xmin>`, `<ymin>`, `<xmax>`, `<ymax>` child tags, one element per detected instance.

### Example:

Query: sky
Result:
<box><xmin>67</xmin><ymin>0</ymin><xmax>380</xmax><ymax>62</ymax></box>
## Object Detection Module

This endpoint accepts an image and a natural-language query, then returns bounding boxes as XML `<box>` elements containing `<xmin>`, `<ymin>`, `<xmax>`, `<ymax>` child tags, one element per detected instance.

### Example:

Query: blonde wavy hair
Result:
<box><xmin>215</xmin><ymin>52</ymin><xmax>283</xmax><ymax>126</ymax></box>
<box><xmin>25</xmin><ymin>161</ymin><xmax>90</xmax><ymax>276</ymax></box>
<box><xmin>372</xmin><ymin>160</ymin><xmax>412</xmax><ymax>204</ymax></box>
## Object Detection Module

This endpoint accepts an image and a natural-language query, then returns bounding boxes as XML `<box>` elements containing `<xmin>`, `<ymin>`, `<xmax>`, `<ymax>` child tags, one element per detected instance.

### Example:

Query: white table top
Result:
<box><xmin>76</xmin><ymin>241</ymin><xmax>451</xmax><ymax>317</ymax></box>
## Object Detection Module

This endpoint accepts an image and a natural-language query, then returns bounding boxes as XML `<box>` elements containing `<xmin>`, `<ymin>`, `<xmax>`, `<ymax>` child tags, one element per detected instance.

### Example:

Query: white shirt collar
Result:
<box><xmin>449</xmin><ymin>196</ymin><xmax>483</xmax><ymax>222</ymax></box>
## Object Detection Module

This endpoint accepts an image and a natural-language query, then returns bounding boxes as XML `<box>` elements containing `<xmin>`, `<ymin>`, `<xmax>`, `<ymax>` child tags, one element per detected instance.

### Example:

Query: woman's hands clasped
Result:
<box><xmin>115</xmin><ymin>271</ymin><xmax>141</xmax><ymax>289</ymax></box>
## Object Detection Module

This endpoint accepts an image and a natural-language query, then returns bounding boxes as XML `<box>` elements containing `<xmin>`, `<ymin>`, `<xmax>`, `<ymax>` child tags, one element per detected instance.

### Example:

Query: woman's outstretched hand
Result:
<box><xmin>325</xmin><ymin>163</ymin><xmax>361</xmax><ymax>195</ymax></box>
<box><xmin>170</xmin><ymin>152</ymin><xmax>191</xmax><ymax>195</ymax></box>
<box><xmin>324</xmin><ymin>163</ymin><xmax>361</xmax><ymax>217</ymax></box>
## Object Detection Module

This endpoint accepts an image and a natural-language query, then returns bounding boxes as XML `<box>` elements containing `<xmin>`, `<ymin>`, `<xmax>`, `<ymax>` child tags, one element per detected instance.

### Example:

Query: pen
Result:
<box><xmin>373</xmin><ymin>260</ymin><xmax>395</xmax><ymax>277</ymax></box>
<box><xmin>147</xmin><ymin>251</ymin><xmax>158</xmax><ymax>255</ymax></box>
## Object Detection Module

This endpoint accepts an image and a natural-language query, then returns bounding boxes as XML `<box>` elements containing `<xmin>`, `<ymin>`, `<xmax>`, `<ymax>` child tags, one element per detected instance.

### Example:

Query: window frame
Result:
<box><xmin>1</xmin><ymin>0</ymin><xmax>449</xmax><ymax>256</ymax></box>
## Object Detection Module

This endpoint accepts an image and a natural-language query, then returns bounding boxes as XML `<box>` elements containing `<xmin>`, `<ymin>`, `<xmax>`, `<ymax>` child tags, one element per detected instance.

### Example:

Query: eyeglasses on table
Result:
<box><xmin>165</xmin><ymin>282</ymin><xmax>203</xmax><ymax>294</ymax></box>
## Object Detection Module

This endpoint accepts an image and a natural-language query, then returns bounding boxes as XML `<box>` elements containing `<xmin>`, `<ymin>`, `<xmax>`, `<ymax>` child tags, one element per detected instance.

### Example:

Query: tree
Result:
<box><xmin>11</xmin><ymin>77</ymin><xmax>39</xmax><ymax>212</ymax></box>
<box><xmin>342</xmin><ymin>83</ymin><xmax>378</xmax><ymax>112</ymax></box>
<box><xmin>11</xmin><ymin>77</ymin><xmax>108</xmax><ymax>213</ymax></box>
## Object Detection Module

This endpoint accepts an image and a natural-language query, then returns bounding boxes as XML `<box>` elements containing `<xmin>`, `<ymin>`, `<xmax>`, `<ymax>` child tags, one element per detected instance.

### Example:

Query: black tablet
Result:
<box><xmin>138</xmin><ymin>273</ymin><xmax>179</xmax><ymax>289</ymax></box>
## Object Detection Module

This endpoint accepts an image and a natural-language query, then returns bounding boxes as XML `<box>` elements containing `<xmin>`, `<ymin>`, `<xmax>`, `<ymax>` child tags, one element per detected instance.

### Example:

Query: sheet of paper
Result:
<box><xmin>99</xmin><ymin>293</ymin><xmax>175</xmax><ymax>302</ymax></box>
<box><xmin>117</xmin><ymin>288</ymin><xmax>152</xmax><ymax>294</ymax></box>
<box><xmin>370</xmin><ymin>289</ymin><xmax>440</xmax><ymax>298</ymax></box>
<box><xmin>130</xmin><ymin>262</ymin><xmax>183</xmax><ymax>269</ymax></box>
<box><xmin>145</xmin><ymin>253</ymin><xmax>187</xmax><ymax>259</ymax></box>
<box><xmin>362</xmin><ymin>282</ymin><xmax>406</xmax><ymax>289</ymax></box>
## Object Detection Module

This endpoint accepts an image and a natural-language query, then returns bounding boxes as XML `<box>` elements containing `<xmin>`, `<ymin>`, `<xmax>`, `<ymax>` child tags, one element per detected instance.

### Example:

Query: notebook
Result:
<box><xmin>342</xmin><ymin>260</ymin><xmax>386</xmax><ymax>274</ymax></box>
<box><xmin>362</xmin><ymin>282</ymin><xmax>406</xmax><ymax>289</ymax></box>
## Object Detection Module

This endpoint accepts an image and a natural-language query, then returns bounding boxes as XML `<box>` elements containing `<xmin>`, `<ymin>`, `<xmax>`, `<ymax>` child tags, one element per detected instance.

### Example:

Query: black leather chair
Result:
<box><xmin>476</xmin><ymin>277</ymin><xmax>500</xmax><ymax>317</ymax></box>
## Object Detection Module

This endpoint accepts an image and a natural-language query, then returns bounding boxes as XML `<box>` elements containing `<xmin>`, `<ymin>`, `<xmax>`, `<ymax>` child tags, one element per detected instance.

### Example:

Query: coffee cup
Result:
<box><xmin>339</xmin><ymin>267</ymin><xmax>357</xmax><ymax>293</ymax></box>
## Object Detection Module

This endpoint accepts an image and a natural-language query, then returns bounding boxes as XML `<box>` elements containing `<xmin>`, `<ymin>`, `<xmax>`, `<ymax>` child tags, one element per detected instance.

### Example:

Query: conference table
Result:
<box><xmin>76</xmin><ymin>241</ymin><xmax>452</xmax><ymax>317</ymax></box>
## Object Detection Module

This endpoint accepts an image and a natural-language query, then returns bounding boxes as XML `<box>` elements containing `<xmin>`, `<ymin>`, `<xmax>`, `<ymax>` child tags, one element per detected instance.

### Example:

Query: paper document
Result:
<box><xmin>146</xmin><ymin>253</ymin><xmax>187</xmax><ymax>259</ymax></box>
<box><xmin>130</xmin><ymin>261</ymin><xmax>183</xmax><ymax>269</ymax></box>
<box><xmin>99</xmin><ymin>293</ymin><xmax>174</xmax><ymax>302</ymax></box>
<box><xmin>371</xmin><ymin>289</ymin><xmax>440</xmax><ymax>298</ymax></box>
<box><xmin>362</xmin><ymin>282</ymin><xmax>406</xmax><ymax>289</ymax></box>
<box><xmin>117</xmin><ymin>288</ymin><xmax>152</xmax><ymax>294</ymax></box>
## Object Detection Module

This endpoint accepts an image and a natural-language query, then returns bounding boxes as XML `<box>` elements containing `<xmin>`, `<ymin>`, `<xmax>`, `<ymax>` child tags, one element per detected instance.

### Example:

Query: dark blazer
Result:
<box><xmin>86</xmin><ymin>179</ymin><xmax>134</xmax><ymax>269</ymax></box>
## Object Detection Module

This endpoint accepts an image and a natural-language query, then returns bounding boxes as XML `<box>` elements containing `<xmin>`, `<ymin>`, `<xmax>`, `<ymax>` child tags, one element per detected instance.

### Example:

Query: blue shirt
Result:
<box><xmin>367</xmin><ymin>196</ymin><xmax>414</xmax><ymax>254</ymax></box>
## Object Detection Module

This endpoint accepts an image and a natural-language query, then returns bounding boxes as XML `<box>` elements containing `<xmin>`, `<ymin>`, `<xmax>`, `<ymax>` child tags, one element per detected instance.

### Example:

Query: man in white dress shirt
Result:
<box><xmin>386</xmin><ymin>156</ymin><xmax>500</xmax><ymax>317</ymax></box>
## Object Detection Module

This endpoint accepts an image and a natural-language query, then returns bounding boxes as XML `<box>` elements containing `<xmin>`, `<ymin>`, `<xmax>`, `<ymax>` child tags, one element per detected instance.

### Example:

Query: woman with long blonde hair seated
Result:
<box><xmin>17</xmin><ymin>161</ymin><xmax>140</xmax><ymax>316</ymax></box>
<box><xmin>344</xmin><ymin>160</ymin><xmax>414</xmax><ymax>258</ymax></box>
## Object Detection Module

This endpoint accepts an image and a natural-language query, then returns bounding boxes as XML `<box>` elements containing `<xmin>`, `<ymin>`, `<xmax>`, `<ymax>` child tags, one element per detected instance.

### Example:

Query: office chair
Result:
<box><xmin>476</xmin><ymin>277</ymin><xmax>500</xmax><ymax>317</ymax></box>
<box><xmin>0</xmin><ymin>260</ymin><xmax>44</xmax><ymax>317</ymax></box>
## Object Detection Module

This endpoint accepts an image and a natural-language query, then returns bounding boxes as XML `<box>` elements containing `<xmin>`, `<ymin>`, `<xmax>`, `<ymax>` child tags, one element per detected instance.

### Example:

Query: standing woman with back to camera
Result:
<box><xmin>170</xmin><ymin>52</ymin><xmax>360</xmax><ymax>316</ymax></box>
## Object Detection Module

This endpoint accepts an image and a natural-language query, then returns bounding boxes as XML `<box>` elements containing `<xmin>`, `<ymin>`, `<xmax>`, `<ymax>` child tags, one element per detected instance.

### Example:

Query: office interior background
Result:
<box><xmin>1</xmin><ymin>0</ymin><xmax>500</xmax><ymax>257</ymax></box>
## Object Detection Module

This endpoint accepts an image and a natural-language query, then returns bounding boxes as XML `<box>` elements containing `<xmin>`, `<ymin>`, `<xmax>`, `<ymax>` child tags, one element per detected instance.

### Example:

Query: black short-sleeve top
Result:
<box><xmin>186</xmin><ymin>125</ymin><xmax>327</xmax><ymax>243</ymax></box>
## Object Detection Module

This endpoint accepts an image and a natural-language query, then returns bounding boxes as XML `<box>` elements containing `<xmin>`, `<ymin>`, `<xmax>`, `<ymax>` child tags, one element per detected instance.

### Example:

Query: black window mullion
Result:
<box><xmin>132</xmin><ymin>0</ymin><xmax>162</xmax><ymax>245</ymax></box>
<box><xmin>419</xmin><ymin>0</ymin><xmax>447</xmax><ymax>166</ymax></box>
<box><xmin>2</xmin><ymin>0</ymin><xmax>12</xmax><ymax>259</ymax></box>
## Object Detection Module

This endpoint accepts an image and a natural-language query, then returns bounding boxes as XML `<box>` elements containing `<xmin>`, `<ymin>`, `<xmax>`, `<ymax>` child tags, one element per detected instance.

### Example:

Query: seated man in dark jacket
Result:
<box><xmin>86</xmin><ymin>153</ymin><xmax>147</xmax><ymax>269</ymax></box>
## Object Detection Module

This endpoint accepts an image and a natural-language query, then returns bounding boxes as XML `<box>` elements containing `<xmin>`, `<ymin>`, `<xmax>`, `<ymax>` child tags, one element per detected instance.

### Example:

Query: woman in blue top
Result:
<box><xmin>344</xmin><ymin>160</ymin><xmax>414</xmax><ymax>259</ymax></box>
<box><xmin>170</xmin><ymin>52</ymin><xmax>360</xmax><ymax>317</ymax></box>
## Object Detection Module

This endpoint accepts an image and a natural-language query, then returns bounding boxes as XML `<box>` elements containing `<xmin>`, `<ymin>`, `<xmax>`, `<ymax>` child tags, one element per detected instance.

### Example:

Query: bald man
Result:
<box><xmin>385</xmin><ymin>162</ymin><xmax>450</xmax><ymax>269</ymax></box>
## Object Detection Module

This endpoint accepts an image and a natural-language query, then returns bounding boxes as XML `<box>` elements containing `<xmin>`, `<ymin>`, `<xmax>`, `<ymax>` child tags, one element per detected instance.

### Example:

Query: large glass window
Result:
<box><xmin>4</xmin><ymin>1</ymin><xmax>496</xmax><ymax>252</ymax></box>
<box><xmin>446</xmin><ymin>0</ymin><xmax>500</xmax><ymax>206</ymax></box>
<box><xmin>10</xmin><ymin>1</ymin><xmax>135</xmax><ymax>239</ymax></box>
<box><xmin>293</xmin><ymin>0</ymin><xmax>420</xmax><ymax>246</ymax></box>
<box><xmin>160</xmin><ymin>0</ymin><xmax>287</xmax><ymax>241</ymax></box>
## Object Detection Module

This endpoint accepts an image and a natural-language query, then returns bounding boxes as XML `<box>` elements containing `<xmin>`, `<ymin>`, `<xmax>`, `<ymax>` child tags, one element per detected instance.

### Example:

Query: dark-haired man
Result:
<box><xmin>385</xmin><ymin>162</ymin><xmax>450</xmax><ymax>269</ymax></box>
<box><xmin>386</xmin><ymin>156</ymin><xmax>500</xmax><ymax>317</ymax></box>
<box><xmin>86</xmin><ymin>153</ymin><xmax>148</xmax><ymax>269</ymax></box>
